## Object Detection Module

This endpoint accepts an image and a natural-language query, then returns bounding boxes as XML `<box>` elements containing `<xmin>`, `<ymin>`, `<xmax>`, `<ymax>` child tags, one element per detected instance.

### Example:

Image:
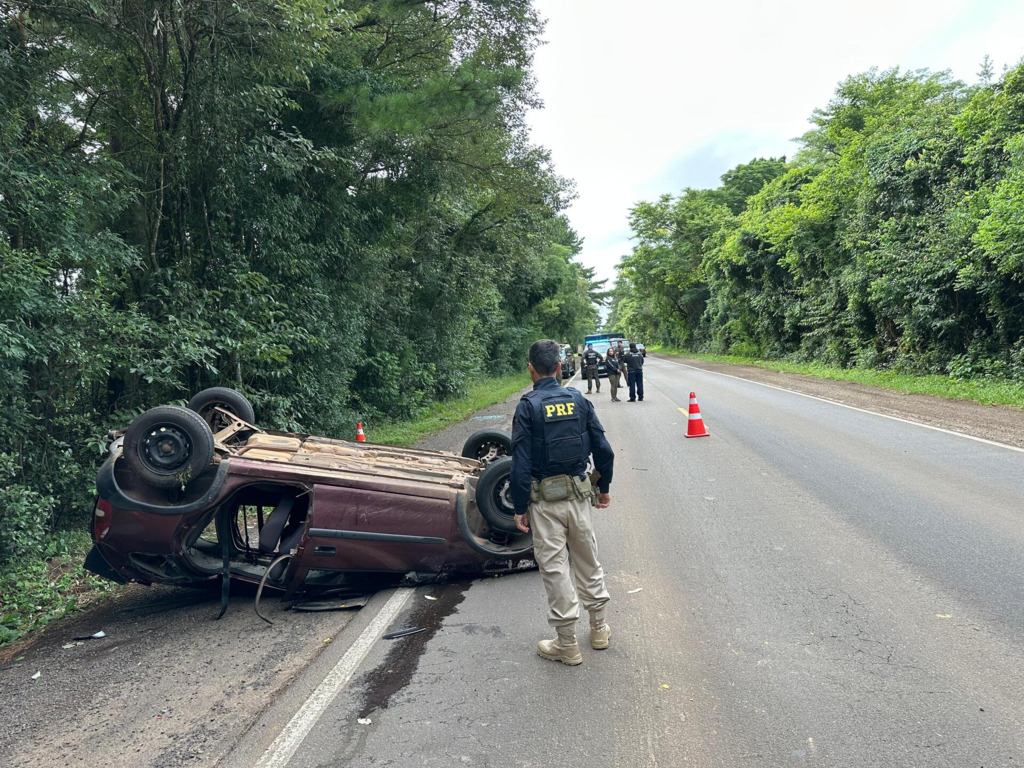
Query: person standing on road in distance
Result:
<box><xmin>623</xmin><ymin>342</ymin><xmax>645</xmax><ymax>402</ymax></box>
<box><xmin>511</xmin><ymin>339</ymin><xmax>615</xmax><ymax>666</ymax></box>
<box><xmin>605</xmin><ymin>347</ymin><xmax>622</xmax><ymax>402</ymax></box>
<box><xmin>582</xmin><ymin>344</ymin><xmax>603</xmax><ymax>394</ymax></box>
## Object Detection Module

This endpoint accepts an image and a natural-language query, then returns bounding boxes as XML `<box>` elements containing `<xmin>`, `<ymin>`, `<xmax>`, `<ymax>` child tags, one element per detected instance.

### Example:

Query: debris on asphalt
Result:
<box><xmin>291</xmin><ymin>596</ymin><xmax>370</xmax><ymax>612</ymax></box>
<box><xmin>71</xmin><ymin>631</ymin><xmax>107</xmax><ymax>641</ymax></box>
<box><xmin>424</xmin><ymin>595</ymin><xmax>437</xmax><ymax>601</ymax></box>
<box><xmin>661</xmin><ymin>684</ymin><xmax>670</xmax><ymax>690</ymax></box>
<box><xmin>382</xmin><ymin>627</ymin><xmax>427</xmax><ymax>640</ymax></box>
<box><xmin>62</xmin><ymin>642</ymin><xmax>84</xmax><ymax>650</ymax></box>
<box><xmin>936</xmin><ymin>614</ymin><xmax>952</xmax><ymax>619</ymax></box>
<box><xmin>31</xmin><ymin>671</ymin><xmax>41</xmax><ymax>680</ymax></box>
<box><xmin>627</xmin><ymin>588</ymin><xmax>644</xmax><ymax>594</ymax></box>
<box><xmin>357</xmin><ymin>718</ymin><xmax>372</xmax><ymax>725</ymax></box>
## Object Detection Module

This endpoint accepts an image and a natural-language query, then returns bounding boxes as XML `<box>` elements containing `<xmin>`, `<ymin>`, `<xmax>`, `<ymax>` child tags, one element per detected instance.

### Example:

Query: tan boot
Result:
<box><xmin>589</xmin><ymin>609</ymin><xmax>611</xmax><ymax>650</ymax></box>
<box><xmin>537</xmin><ymin>632</ymin><xmax>583</xmax><ymax>666</ymax></box>
<box><xmin>590</xmin><ymin>623</ymin><xmax>611</xmax><ymax>650</ymax></box>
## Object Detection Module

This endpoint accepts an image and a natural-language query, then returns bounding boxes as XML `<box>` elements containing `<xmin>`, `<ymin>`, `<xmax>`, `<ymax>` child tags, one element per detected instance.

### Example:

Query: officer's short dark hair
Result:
<box><xmin>629</xmin><ymin>342</ymin><xmax>638</xmax><ymax>352</ymax></box>
<box><xmin>529</xmin><ymin>339</ymin><xmax>561</xmax><ymax>376</ymax></box>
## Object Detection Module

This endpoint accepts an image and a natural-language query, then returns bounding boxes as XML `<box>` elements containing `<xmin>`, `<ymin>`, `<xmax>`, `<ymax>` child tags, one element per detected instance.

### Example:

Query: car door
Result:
<box><xmin>297</xmin><ymin>482</ymin><xmax>451</xmax><ymax>575</ymax></box>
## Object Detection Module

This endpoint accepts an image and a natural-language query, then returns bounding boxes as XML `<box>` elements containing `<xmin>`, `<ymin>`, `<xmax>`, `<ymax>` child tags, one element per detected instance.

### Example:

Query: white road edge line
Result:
<box><xmin>255</xmin><ymin>589</ymin><xmax>413</xmax><ymax>768</ymax></box>
<box><xmin>656</xmin><ymin>357</ymin><xmax>1024</xmax><ymax>455</ymax></box>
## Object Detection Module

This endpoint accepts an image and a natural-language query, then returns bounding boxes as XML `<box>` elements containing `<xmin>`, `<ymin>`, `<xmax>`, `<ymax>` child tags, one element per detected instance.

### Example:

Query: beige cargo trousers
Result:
<box><xmin>530</xmin><ymin>493</ymin><xmax>610</xmax><ymax>630</ymax></box>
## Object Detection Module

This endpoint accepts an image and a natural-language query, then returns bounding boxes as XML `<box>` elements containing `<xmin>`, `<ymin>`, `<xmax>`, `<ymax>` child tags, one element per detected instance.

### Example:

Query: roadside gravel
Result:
<box><xmin>0</xmin><ymin>582</ymin><xmax>359</xmax><ymax>768</ymax></box>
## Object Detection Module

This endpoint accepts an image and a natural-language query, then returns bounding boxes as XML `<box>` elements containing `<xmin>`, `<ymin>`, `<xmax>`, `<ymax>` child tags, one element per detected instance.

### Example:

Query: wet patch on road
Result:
<box><xmin>357</xmin><ymin>581</ymin><xmax>469</xmax><ymax>719</ymax></box>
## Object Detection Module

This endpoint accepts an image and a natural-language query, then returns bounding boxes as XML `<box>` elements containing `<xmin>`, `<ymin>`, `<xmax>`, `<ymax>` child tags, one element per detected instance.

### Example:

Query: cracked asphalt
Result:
<box><xmin>239</xmin><ymin>355</ymin><xmax>1024</xmax><ymax>767</ymax></box>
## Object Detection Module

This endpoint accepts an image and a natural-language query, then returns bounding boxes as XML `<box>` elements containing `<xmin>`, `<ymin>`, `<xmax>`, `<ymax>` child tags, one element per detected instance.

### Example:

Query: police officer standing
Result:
<box><xmin>581</xmin><ymin>344</ymin><xmax>603</xmax><ymax>394</ymax></box>
<box><xmin>623</xmin><ymin>342</ymin><xmax>645</xmax><ymax>402</ymax></box>
<box><xmin>511</xmin><ymin>339</ymin><xmax>615</xmax><ymax>666</ymax></box>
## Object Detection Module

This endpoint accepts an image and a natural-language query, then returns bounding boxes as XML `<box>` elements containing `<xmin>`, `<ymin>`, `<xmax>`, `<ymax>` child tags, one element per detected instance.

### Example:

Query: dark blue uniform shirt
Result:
<box><xmin>510</xmin><ymin>376</ymin><xmax>615</xmax><ymax>514</ymax></box>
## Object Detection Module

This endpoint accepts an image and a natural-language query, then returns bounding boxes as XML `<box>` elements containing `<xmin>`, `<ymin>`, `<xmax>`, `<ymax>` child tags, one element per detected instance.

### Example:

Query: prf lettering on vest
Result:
<box><xmin>544</xmin><ymin>401</ymin><xmax>576</xmax><ymax>419</ymax></box>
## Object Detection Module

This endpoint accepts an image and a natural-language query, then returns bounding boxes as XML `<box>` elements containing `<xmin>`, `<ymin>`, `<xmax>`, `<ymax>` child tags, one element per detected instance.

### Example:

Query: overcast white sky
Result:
<box><xmin>526</xmin><ymin>0</ymin><xmax>1024</xmax><ymax>291</ymax></box>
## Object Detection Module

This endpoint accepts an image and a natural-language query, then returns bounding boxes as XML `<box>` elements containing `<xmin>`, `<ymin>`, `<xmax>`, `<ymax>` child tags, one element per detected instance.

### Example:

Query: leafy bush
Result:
<box><xmin>0</xmin><ymin>455</ymin><xmax>54</xmax><ymax>568</ymax></box>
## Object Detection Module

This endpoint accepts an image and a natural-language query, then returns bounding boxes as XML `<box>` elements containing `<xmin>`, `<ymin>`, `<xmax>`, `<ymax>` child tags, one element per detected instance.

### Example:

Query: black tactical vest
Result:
<box><xmin>522</xmin><ymin>385</ymin><xmax>590</xmax><ymax>479</ymax></box>
<box><xmin>583</xmin><ymin>351</ymin><xmax>600</xmax><ymax>367</ymax></box>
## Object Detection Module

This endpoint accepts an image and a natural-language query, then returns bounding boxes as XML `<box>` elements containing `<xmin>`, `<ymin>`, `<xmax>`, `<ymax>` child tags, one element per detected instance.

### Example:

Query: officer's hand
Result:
<box><xmin>514</xmin><ymin>513</ymin><xmax>530</xmax><ymax>533</ymax></box>
<box><xmin>595</xmin><ymin>493</ymin><xmax>611</xmax><ymax>509</ymax></box>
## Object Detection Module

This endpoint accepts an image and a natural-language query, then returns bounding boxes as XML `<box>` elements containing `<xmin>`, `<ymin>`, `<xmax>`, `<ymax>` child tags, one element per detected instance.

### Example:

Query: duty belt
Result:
<box><xmin>530</xmin><ymin>473</ymin><xmax>592</xmax><ymax>503</ymax></box>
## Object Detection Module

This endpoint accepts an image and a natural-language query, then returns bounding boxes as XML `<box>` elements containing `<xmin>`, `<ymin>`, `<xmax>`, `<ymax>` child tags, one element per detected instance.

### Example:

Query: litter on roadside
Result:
<box><xmin>383</xmin><ymin>627</ymin><xmax>427</xmax><ymax>640</ymax></box>
<box><xmin>424</xmin><ymin>595</ymin><xmax>437</xmax><ymax>601</ymax></box>
<box><xmin>357</xmin><ymin>718</ymin><xmax>372</xmax><ymax>725</ymax></box>
<box><xmin>62</xmin><ymin>642</ymin><xmax>84</xmax><ymax>650</ymax></box>
<box><xmin>71</xmin><ymin>631</ymin><xmax>106</xmax><ymax>641</ymax></box>
<box><xmin>291</xmin><ymin>595</ymin><xmax>370</xmax><ymax>612</ymax></box>
<box><xmin>627</xmin><ymin>588</ymin><xmax>644</xmax><ymax>594</ymax></box>
<box><xmin>31</xmin><ymin>671</ymin><xmax>41</xmax><ymax>680</ymax></box>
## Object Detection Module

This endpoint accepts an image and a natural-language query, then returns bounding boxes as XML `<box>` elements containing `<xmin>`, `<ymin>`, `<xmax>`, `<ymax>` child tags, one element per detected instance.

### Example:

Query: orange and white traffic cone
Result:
<box><xmin>685</xmin><ymin>392</ymin><xmax>710</xmax><ymax>438</ymax></box>
<box><xmin>355</xmin><ymin>422</ymin><xmax>366</xmax><ymax>442</ymax></box>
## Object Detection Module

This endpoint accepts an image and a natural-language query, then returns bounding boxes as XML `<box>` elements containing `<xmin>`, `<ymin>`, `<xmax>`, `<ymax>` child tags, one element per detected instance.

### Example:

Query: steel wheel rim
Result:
<box><xmin>494</xmin><ymin>477</ymin><xmax>515</xmax><ymax>517</ymax></box>
<box><xmin>140</xmin><ymin>424</ymin><xmax>193</xmax><ymax>474</ymax></box>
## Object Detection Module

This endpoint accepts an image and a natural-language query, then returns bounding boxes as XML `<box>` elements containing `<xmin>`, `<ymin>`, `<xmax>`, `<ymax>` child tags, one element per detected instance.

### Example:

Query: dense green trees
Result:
<box><xmin>611</xmin><ymin>64</ymin><xmax>1024</xmax><ymax>379</ymax></box>
<box><xmin>0</xmin><ymin>2</ymin><xmax>599</xmax><ymax>582</ymax></box>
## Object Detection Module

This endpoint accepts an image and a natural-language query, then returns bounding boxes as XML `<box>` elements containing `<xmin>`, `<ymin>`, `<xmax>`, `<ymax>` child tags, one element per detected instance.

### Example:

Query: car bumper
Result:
<box><xmin>84</xmin><ymin>545</ymin><xmax>131</xmax><ymax>584</ymax></box>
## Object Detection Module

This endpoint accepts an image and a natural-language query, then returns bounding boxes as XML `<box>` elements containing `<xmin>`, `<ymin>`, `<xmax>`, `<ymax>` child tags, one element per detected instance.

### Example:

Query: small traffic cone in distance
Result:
<box><xmin>355</xmin><ymin>422</ymin><xmax>366</xmax><ymax>442</ymax></box>
<box><xmin>685</xmin><ymin>392</ymin><xmax>710</xmax><ymax>438</ymax></box>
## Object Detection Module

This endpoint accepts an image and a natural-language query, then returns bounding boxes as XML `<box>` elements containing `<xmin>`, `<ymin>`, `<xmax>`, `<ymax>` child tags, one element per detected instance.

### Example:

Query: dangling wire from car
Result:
<box><xmin>254</xmin><ymin>553</ymin><xmax>293</xmax><ymax>624</ymax></box>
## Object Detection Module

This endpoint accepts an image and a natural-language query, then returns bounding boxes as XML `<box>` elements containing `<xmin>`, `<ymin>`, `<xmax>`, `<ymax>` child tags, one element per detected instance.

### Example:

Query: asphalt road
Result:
<box><xmin>224</xmin><ymin>357</ymin><xmax>1024</xmax><ymax>768</ymax></box>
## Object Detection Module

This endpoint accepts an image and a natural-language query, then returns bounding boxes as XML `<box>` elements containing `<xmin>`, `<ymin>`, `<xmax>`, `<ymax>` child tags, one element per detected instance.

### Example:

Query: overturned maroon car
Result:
<box><xmin>85</xmin><ymin>387</ymin><xmax>533</xmax><ymax>605</ymax></box>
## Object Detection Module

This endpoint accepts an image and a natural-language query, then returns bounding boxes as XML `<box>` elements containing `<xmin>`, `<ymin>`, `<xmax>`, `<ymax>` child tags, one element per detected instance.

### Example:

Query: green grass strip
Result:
<box><xmin>649</xmin><ymin>346</ymin><xmax>1024</xmax><ymax>409</ymax></box>
<box><xmin>369</xmin><ymin>373</ymin><xmax>531</xmax><ymax>447</ymax></box>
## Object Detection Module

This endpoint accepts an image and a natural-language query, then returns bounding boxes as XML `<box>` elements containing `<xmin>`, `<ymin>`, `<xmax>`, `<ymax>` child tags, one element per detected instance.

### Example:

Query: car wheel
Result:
<box><xmin>123</xmin><ymin>406</ymin><xmax>216</xmax><ymax>489</ymax></box>
<box><xmin>475</xmin><ymin>456</ymin><xmax>518</xmax><ymax>533</ymax></box>
<box><xmin>187</xmin><ymin>387</ymin><xmax>256</xmax><ymax>432</ymax></box>
<box><xmin>461</xmin><ymin>429</ymin><xmax>512</xmax><ymax>465</ymax></box>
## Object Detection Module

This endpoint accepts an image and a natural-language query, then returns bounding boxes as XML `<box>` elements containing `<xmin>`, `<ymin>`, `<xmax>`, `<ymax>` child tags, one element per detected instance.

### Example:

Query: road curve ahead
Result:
<box><xmin>230</xmin><ymin>356</ymin><xmax>1024</xmax><ymax>768</ymax></box>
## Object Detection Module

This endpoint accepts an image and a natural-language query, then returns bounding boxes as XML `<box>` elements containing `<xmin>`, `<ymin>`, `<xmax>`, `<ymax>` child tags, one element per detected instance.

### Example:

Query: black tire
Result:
<box><xmin>187</xmin><ymin>387</ymin><xmax>256</xmax><ymax>432</ymax></box>
<box><xmin>461</xmin><ymin>429</ymin><xmax>512</xmax><ymax>465</ymax></box>
<box><xmin>123</xmin><ymin>406</ymin><xmax>215</xmax><ymax>489</ymax></box>
<box><xmin>475</xmin><ymin>456</ymin><xmax>518</xmax><ymax>533</ymax></box>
